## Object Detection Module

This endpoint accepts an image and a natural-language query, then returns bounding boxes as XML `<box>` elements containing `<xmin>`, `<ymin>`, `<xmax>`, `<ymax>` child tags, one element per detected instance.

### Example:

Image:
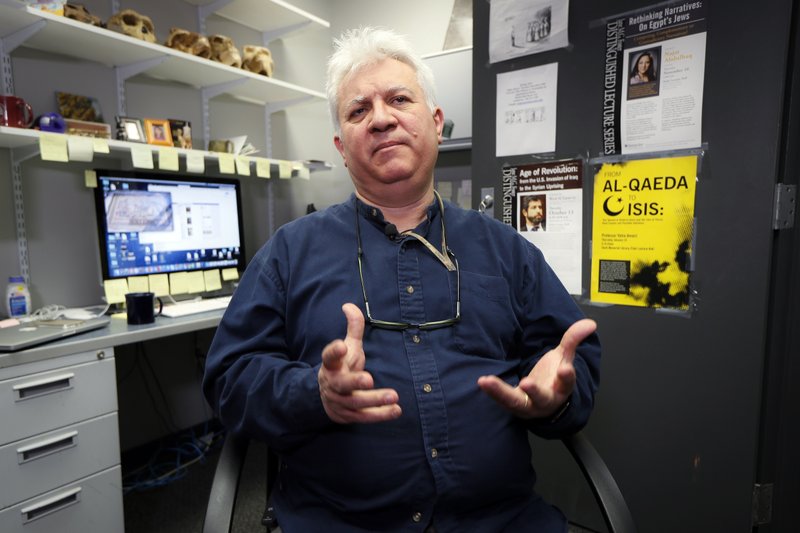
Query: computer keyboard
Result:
<box><xmin>161</xmin><ymin>296</ymin><xmax>232</xmax><ymax>318</ymax></box>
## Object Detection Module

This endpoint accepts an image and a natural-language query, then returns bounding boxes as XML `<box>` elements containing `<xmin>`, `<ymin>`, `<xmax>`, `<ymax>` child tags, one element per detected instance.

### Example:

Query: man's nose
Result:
<box><xmin>369</xmin><ymin>101</ymin><xmax>398</xmax><ymax>132</ymax></box>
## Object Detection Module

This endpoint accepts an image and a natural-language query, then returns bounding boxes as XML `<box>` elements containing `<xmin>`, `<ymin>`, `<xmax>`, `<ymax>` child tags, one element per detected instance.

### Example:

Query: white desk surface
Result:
<box><xmin>0</xmin><ymin>310</ymin><xmax>224</xmax><ymax>370</ymax></box>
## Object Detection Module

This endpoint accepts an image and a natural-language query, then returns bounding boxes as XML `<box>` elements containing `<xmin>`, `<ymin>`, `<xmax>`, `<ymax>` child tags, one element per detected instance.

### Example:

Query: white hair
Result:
<box><xmin>325</xmin><ymin>27</ymin><xmax>438</xmax><ymax>135</ymax></box>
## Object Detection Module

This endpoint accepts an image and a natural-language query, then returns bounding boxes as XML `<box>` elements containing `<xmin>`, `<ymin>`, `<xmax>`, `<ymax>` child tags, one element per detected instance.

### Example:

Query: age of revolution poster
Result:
<box><xmin>502</xmin><ymin>158</ymin><xmax>583</xmax><ymax>294</ymax></box>
<box><xmin>590</xmin><ymin>154</ymin><xmax>697</xmax><ymax>310</ymax></box>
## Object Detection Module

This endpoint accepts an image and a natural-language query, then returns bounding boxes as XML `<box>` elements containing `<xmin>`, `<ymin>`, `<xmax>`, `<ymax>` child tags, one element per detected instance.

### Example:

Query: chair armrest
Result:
<box><xmin>562</xmin><ymin>432</ymin><xmax>637</xmax><ymax>533</ymax></box>
<box><xmin>202</xmin><ymin>433</ymin><xmax>249</xmax><ymax>533</ymax></box>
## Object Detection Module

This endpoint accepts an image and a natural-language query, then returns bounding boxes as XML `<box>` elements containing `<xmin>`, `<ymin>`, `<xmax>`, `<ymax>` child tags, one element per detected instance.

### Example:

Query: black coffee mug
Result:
<box><xmin>126</xmin><ymin>292</ymin><xmax>163</xmax><ymax>325</ymax></box>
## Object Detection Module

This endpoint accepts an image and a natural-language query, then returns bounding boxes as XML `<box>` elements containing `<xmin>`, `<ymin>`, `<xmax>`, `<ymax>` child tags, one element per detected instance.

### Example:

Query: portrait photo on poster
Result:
<box><xmin>518</xmin><ymin>194</ymin><xmax>547</xmax><ymax>232</ymax></box>
<box><xmin>627</xmin><ymin>47</ymin><xmax>662</xmax><ymax>100</ymax></box>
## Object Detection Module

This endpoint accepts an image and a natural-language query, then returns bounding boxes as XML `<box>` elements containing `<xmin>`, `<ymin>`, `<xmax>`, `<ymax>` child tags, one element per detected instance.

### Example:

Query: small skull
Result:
<box><xmin>242</xmin><ymin>45</ymin><xmax>275</xmax><ymax>77</ymax></box>
<box><xmin>64</xmin><ymin>3</ymin><xmax>104</xmax><ymax>27</ymax></box>
<box><xmin>209</xmin><ymin>34</ymin><xmax>242</xmax><ymax>69</ymax></box>
<box><xmin>166</xmin><ymin>27</ymin><xmax>211</xmax><ymax>59</ymax></box>
<box><xmin>107</xmin><ymin>9</ymin><xmax>156</xmax><ymax>43</ymax></box>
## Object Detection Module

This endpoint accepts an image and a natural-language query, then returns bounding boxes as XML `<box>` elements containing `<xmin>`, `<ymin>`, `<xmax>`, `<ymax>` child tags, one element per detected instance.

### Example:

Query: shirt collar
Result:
<box><xmin>351</xmin><ymin>192</ymin><xmax>441</xmax><ymax>237</ymax></box>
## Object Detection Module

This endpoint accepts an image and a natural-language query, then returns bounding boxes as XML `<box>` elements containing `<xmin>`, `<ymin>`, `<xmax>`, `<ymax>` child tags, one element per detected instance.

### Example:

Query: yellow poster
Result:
<box><xmin>590</xmin><ymin>154</ymin><xmax>697</xmax><ymax>310</ymax></box>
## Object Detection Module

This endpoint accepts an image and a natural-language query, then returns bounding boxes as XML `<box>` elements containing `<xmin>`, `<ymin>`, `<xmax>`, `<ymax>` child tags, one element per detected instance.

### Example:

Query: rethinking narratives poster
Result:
<box><xmin>601</xmin><ymin>1</ymin><xmax>707</xmax><ymax>155</ymax></box>
<box><xmin>590</xmin><ymin>154</ymin><xmax>697</xmax><ymax>310</ymax></box>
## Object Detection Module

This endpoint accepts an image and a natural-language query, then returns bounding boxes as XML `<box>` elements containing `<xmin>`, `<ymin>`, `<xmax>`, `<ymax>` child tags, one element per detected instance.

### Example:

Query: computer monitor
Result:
<box><xmin>93</xmin><ymin>169</ymin><xmax>245</xmax><ymax>283</ymax></box>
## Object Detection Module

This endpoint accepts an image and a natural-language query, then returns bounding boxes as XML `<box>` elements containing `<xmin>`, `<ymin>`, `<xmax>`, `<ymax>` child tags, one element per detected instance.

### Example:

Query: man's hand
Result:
<box><xmin>318</xmin><ymin>303</ymin><xmax>402</xmax><ymax>424</ymax></box>
<box><xmin>477</xmin><ymin>319</ymin><xmax>597</xmax><ymax>419</ymax></box>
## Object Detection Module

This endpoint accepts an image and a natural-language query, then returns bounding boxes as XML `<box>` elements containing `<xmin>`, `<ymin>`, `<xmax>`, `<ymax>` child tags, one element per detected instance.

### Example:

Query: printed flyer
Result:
<box><xmin>501</xmin><ymin>158</ymin><xmax>583</xmax><ymax>294</ymax></box>
<box><xmin>601</xmin><ymin>1</ymin><xmax>707</xmax><ymax>155</ymax></box>
<box><xmin>590</xmin><ymin>154</ymin><xmax>697</xmax><ymax>310</ymax></box>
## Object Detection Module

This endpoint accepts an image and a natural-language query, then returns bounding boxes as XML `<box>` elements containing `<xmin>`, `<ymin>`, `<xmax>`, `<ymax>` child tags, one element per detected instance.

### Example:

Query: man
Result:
<box><xmin>522</xmin><ymin>195</ymin><xmax>546</xmax><ymax>231</ymax></box>
<box><xmin>203</xmin><ymin>27</ymin><xmax>600</xmax><ymax>532</ymax></box>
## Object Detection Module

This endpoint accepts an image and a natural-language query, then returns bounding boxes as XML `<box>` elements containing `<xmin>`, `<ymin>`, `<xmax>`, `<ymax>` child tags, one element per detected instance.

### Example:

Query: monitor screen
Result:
<box><xmin>93</xmin><ymin>169</ymin><xmax>245</xmax><ymax>281</ymax></box>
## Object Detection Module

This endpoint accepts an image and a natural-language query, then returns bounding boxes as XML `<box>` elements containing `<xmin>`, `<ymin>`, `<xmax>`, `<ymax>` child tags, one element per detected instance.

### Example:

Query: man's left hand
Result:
<box><xmin>477</xmin><ymin>319</ymin><xmax>597</xmax><ymax>419</ymax></box>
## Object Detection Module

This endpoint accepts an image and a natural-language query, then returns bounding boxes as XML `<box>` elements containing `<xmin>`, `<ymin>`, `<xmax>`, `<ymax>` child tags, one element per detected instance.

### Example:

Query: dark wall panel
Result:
<box><xmin>471</xmin><ymin>1</ymin><xmax>794</xmax><ymax>531</ymax></box>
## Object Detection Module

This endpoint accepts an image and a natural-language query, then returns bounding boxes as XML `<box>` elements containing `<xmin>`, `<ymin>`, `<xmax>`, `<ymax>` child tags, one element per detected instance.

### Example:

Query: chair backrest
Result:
<box><xmin>202</xmin><ymin>431</ymin><xmax>637</xmax><ymax>533</ymax></box>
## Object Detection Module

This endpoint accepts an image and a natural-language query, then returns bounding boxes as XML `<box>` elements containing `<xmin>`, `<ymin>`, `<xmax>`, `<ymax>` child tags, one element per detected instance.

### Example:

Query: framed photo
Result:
<box><xmin>115</xmin><ymin>116</ymin><xmax>146</xmax><ymax>143</ymax></box>
<box><xmin>56</xmin><ymin>91</ymin><xmax>104</xmax><ymax>123</ymax></box>
<box><xmin>168</xmin><ymin>119</ymin><xmax>192</xmax><ymax>149</ymax></box>
<box><xmin>143</xmin><ymin>118</ymin><xmax>173</xmax><ymax>146</ymax></box>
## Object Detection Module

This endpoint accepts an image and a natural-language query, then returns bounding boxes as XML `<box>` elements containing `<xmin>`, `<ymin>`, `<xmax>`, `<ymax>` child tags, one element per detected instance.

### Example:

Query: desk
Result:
<box><xmin>0</xmin><ymin>311</ymin><xmax>223</xmax><ymax>532</ymax></box>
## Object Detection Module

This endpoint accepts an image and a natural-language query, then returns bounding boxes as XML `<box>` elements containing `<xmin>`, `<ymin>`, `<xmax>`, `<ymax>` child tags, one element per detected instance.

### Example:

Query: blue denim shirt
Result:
<box><xmin>203</xmin><ymin>195</ymin><xmax>601</xmax><ymax>532</ymax></box>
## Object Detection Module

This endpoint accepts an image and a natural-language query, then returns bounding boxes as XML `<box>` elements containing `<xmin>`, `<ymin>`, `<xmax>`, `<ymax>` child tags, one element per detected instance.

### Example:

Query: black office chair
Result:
<box><xmin>202</xmin><ymin>431</ymin><xmax>636</xmax><ymax>533</ymax></box>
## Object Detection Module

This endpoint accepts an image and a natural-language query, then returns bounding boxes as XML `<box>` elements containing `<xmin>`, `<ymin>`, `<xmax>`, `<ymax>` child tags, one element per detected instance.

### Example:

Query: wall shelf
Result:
<box><xmin>184</xmin><ymin>0</ymin><xmax>330</xmax><ymax>37</ymax></box>
<box><xmin>0</xmin><ymin>2</ymin><xmax>325</xmax><ymax>106</ymax></box>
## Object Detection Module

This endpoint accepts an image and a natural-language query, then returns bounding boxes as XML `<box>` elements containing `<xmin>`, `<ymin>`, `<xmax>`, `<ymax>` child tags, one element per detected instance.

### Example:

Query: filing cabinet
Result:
<box><xmin>0</xmin><ymin>348</ymin><xmax>123</xmax><ymax>532</ymax></box>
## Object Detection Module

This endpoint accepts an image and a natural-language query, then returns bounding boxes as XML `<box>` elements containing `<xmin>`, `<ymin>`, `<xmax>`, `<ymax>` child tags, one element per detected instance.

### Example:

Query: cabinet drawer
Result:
<box><xmin>0</xmin><ymin>412</ymin><xmax>119</xmax><ymax>509</ymax></box>
<box><xmin>0</xmin><ymin>465</ymin><xmax>123</xmax><ymax>533</ymax></box>
<box><xmin>0</xmin><ymin>357</ymin><xmax>117</xmax><ymax>445</ymax></box>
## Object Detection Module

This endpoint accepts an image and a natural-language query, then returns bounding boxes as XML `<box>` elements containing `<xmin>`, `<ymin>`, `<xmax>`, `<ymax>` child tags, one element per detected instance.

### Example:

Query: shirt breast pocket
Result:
<box><xmin>455</xmin><ymin>270</ymin><xmax>519</xmax><ymax>360</ymax></box>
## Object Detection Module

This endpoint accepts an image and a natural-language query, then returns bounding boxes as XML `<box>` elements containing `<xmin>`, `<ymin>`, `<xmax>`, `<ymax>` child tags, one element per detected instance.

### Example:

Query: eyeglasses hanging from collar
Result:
<box><xmin>355</xmin><ymin>190</ymin><xmax>461</xmax><ymax>331</ymax></box>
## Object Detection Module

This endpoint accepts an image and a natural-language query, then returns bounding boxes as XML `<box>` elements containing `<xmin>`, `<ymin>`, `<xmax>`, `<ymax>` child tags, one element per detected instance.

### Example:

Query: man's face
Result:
<box><xmin>525</xmin><ymin>199</ymin><xmax>544</xmax><ymax>224</ymax></box>
<box><xmin>334</xmin><ymin>58</ymin><xmax>444</xmax><ymax>204</ymax></box>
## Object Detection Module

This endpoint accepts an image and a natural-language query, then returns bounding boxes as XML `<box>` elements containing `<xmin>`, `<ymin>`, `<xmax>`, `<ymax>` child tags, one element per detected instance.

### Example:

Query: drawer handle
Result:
<box><xmin>17</xmin><ymin>431</ymin><xmax>79</xmax><ymax>464</ymax></box>
<box><xmin>12</xmin><ymin>372</ymin><xmax>74</xmax><ymax>401</ymax></box>
<box><xmin>20</xmin><ymin>487</ymin><xmax>81</xmax><ymax>524</ymax></box>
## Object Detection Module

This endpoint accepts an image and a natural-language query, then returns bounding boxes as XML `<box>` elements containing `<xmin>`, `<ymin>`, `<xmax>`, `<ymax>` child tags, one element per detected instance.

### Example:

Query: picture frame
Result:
<box><xmin>168</xmin><ymin>119</ymin><xmax>193</xmax><ymax>149</ymax></box>
<box><xmin>115</xmin><ymin>116</ymin><xmax>146</xmax><ymax>143</ymax></box>
<box><xmin>56</xmin><ymin>91</ymin><xmax>104</xmax><ymax>123</ymax></box>
<box><xmin>143</xmin><ymin>118</ymin><xmax>174</xmax><ymax>146</ymax></box>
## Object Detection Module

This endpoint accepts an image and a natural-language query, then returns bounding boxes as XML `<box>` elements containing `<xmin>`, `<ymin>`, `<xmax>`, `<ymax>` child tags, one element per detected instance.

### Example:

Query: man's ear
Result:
<box><xmin>334</xmin><ymin>135</ymin><xmax>347</xmax><ymax>167</ymax></box>
<box><xmin>433</xmin><ymin>107</ymin><xmax>445</xmax><ymax>143</ymax></box>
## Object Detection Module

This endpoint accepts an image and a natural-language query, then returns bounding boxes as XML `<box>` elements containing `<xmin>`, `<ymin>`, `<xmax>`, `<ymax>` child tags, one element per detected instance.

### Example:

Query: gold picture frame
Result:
<box><xmin>143</xmin><ymin>118</ymin><xmax>173</xmax><ymax>146</ymax></box>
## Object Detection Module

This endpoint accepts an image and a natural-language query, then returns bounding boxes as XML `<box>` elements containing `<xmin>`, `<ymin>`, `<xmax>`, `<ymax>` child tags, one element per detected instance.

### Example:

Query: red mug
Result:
<box><xmin>0</xmin><ymin>95</ymin><xmax>34</xmax><ymax>128</ymax></box>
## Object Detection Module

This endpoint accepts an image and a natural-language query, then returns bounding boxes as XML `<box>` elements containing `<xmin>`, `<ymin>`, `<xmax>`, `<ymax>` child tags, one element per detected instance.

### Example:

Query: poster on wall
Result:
<box><xmin>489</xmin><ymin>0</ymin><xmax>570</xmax><ymax>63</ymax></box>
<box><xmin>496</xmin><ymin>62</ymin><xmax>558</xmax><ymax>157</ymax></box>
<box><xmin>501</xmin><ymin>158</ymin><xmax>583</xmax><ymax>294</ymax></box>
<box><xmin>601</xmin><ymin>1</ymin><xmax>707</xmax><ymax>155</ymax></box>
<box><xmin>590</xmin><ymin>153</ymin><xmax>698</xmax><ymax>311</ymax></box>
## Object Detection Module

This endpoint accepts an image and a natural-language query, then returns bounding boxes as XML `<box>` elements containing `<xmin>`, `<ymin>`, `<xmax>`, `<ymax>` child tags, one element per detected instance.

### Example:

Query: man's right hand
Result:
<box><xmin>318</xmin><ymin>303</ymin><xmax>402</xmax><ymax>424</ymax></box>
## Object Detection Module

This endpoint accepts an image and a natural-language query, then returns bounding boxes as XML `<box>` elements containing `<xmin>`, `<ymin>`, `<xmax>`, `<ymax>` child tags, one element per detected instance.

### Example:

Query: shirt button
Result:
<box><xmin>371</xmin><ymin>208</ymin><xmax>377</xmax><ymax>216</ymax></box>
<box><xmin>412</xmin><ymin>512</ymin><xmax>422</xmax><ymax>523</ymax></box>
<box><xmin>423</xmin><ymin>383</ymin><xmax>432</xmax><ymax>393</ymax></box>
<box><xmin>406</xmin><ymin>285</ymin><xmax>414</xmax><ymax>294</ymax></box>
<box><xmin>412</xmin><ymin>335</ymin><xmax>421</xmax><ymax>344</ymax></box>
<box><xmin>431</xmin><ymin>448</ymin><xmax>439</xmax><ymax>458</ymax></box>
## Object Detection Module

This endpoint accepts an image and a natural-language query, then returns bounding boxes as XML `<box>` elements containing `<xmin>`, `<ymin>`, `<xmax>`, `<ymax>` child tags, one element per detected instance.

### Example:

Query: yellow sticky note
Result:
<box><xmin>158</xmin><ymin>147</ymin><xmax>179</xmax><ymax>171</ymax></box>
<box><xmin>186</xmin><ymin>271</ymin><xmax>206</xmax><ymax>293</ymax></box>
<box><xmin>84</xmin><ymin>169</ymin><xmax>97</xmax><ymax>188</ymax></box>
<box><xmin>127</xmin><ymin>275</ymin><xmax>149</xmax><ymax>293</ymax></box>
<box><xmin>39</xmin><ymin>133</ymin><xmax>69</xmax><ymax>162</ymax></box>
<box><xmin>297</xmin><ymin>166</ymin><xmax>310</xmax><ymax>180</ymax></box>
<box><xmin>130</xmin><ymin>145</ymin><xmax>154</xmax><ymax>169</ymax></box>
<box><xmin>67</xmin><ymin>135</ymin><xmax>94</xmax><ymax>162</ymax></box>
<box><xmin>148</xmin><ymin>274</ymin><xmax>170</xmax><ymax>297</ymax></box>
<box><xmin>103</xmin><ymin>279</ymin><xmax>129</xmax><ymax>305</ymax></box>
<box><xmin>186</xmin><ymin>151</ymin><xmax>205</xmax><ymax>173</ymax></box>
<box><xmin>204</xmin><ymin>269</ymin><xmax>223</xmax><ymax>292</ymax></box>
<box><xmin>278</xmin><ymin>160</ymin><xmax>292</xmax><ymax>179</ymax></box>
<box><xmin>169</xmin><ymin>272</ymin><xmax>189</xmax><ymax>295</ymax></box>
<box><xmin>255</xmin><ymin>158</ymin><xmax>271</xmax><ymax>178</ymax></box>
<box><xmin>93</xmin><ymin>138</ymin><xmax>110</xmax><ymax>154</ymax></box>
<box><xmin>221</xmin><ymin>267</ymin><xmax>239</xmax><ymax>281</ymax></box>
<box><xmin>218</xmin><ymin>153</ymin><xmax>236</xmax><ymax>174</ymax></box>
<box><xmin>236</xmin><ymin>156</ymin><xmax>251</xmax><ymax>176</ymax></box>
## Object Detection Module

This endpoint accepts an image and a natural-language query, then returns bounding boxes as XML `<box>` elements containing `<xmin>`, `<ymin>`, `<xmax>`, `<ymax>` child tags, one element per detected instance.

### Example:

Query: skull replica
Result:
<box><xmin>165</xmin><ymin>28</ymin><xmax>211</xmax><ymax>59</ymax></box>
<box><xmin>107</xmin><ymin>9</ymin><xmax>156</xmax><ymax>43</ymax></box>
<box><xmin>209</xmin><ymin>35</ymin><xmax>242</xmax><ymax>69</ymax></box>
<box><xmin>64</xmin><ymin>3</ymin><xmax>104</xmax><ymax>27</ymax></box>
<box><xmin>242</xmin><ymin>45</ymin><xmax>275</xmax><ymax>77</ymax></box>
